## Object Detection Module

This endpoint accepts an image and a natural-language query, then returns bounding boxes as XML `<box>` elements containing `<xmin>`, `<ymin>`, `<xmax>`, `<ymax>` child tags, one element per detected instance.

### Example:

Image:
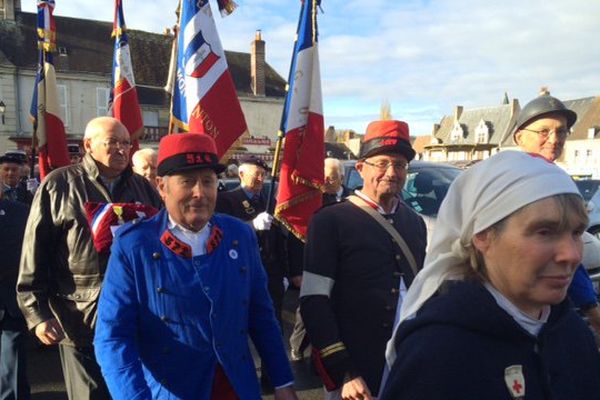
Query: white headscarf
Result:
<box><xmin>384</xmin><ymin>150</ymin><xmax>581</xmax><ymax>369</ymax></box>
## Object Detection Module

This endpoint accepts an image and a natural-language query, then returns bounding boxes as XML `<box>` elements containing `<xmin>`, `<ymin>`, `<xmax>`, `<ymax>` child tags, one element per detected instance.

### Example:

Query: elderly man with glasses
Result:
<box><xmin>300</xmin><ymin>120</ymin><xmax>427</xmax><ymax>400</ymax></box>
<box><xmin>17</xmin><ymin>116</ymin><xmax>162</xmax><ymax>400</ymax></box>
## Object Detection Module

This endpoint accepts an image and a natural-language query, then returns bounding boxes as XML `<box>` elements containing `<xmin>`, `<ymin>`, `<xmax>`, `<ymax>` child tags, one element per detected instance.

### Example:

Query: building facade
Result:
<box><xmin>0</xmin><ymin>0</ymin><xmax>286</xmax><ymax>163</ymax></box>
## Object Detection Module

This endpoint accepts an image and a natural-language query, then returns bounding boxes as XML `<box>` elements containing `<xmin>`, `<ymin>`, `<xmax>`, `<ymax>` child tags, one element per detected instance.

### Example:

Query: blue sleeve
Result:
<box><xmin>94</xmin><ymin>239</ymin><xmax>151</xmax><ymax>400</ymax></box>
<box><xmin>568</xmin><ymin>265</ymin><xmax>598</xmax><ymax>308</ymax></box>
<box><xmin>246</xmin><ymin>227</ymin><xmax>294</xmax><ymax>387</ymax></box>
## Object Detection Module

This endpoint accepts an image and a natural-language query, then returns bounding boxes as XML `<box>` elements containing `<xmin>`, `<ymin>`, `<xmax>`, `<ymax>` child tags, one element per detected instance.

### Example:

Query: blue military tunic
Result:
<box><xmin>94</xmin><ymin>209</ymin><xmax>293</xmax><ymax>400</ymax></box>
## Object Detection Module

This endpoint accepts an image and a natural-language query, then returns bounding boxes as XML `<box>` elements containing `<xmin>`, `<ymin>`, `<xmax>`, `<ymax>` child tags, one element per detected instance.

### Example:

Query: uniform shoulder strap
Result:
<box><xmin>347</xmin><ymin>195</ymin><xmax>419</xmax><ymax>276</ymax></box>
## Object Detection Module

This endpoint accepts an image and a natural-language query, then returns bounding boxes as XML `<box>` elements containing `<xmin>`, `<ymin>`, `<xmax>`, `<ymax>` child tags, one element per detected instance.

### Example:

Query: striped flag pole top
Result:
<box><xmin>273</xmin><ymin>0</ymin><xmax>325</xmax><ymax>242</ymax></box>
<box><xmin>29</xmin><ymin>0</ymin><xmax>70</xmax><ymax>180</ymax></box>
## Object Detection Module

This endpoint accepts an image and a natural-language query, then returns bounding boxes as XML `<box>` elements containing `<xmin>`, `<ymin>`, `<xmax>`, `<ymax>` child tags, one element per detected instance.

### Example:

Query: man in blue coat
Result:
<box><xmin>94</xmin><ymin>133</ymin><xmax>297</xmax><ymax>400</ymax></box>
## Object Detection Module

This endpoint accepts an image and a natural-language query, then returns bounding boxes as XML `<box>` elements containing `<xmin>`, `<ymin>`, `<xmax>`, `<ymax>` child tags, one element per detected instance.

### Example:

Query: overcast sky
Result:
<box><xmin>21</xmin><ymin>0</ymin><xmax>600</xmax><ymax>135</ymax></box>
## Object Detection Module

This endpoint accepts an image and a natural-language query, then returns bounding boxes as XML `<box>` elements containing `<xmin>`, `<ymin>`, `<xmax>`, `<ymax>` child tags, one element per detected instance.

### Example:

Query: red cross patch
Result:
<box><xmin>504</xmin><ymin>365</ymin><xmax>525</xmax><ymax>399</ymax></box>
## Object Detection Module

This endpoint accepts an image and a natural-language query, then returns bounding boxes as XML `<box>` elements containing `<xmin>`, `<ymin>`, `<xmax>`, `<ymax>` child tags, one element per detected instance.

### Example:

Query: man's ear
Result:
<box><xmin>83</xmin><ymin>138</ymin><xmax>93</xmax><ymax>154</ymax></box>
<box><xmin>513</xmin><ymin>131</ymin><xmax>524</xmax><ymax>146</ymax></box>
<box><xmin>156</xmin><ymin>176</ymin><xmax>167</xmax><ymax>200</ymax></box>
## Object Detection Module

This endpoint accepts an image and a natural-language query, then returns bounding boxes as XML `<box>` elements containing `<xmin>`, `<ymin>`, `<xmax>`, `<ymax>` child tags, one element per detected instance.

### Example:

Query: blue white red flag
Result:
<box><xmin>170</xmin><ymin>0</ymin><xmax>248</xmax><ymax>158</ymax></box>
<box><xmin>110</xmin><ymin>0</ymin><xmax>143</xmax><ymax>156</ymax></box>
<box><xmin>30</xmin><ymin>0</ymin><xmax>69</xmax><ymax>180</ymax></box>
<box><xmin>274</xmin><ymin>0</ymin><xmax>324</xmax><ymax>242</ymax></box>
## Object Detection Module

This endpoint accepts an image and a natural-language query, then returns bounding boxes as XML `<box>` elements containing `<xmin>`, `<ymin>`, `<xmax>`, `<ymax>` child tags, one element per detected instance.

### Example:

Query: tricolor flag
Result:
<box><xmin>110</xmin><ymin>0</ymin><xmax>143</xmax><ymax>155</ymax></box>
<box><xmin>274</xmin><ymin>0</ymin><xmax>324</xmax><ymax>242</ymax></box>
<box><xmin>30</xmin><ymin>0</ymin><xmax>69</xmax><ymax>180</ymax></box>
<box><xmin>170</xmin><ymin>0</ymin><xmax>248</xmax><ymax>158</ymax></box>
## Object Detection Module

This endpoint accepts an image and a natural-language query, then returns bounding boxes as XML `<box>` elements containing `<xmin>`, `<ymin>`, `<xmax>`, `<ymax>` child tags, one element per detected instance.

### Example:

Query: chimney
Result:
<box><xmin>432</xmin><ymin>123</ymin><xmax>440</xmax><ymax>135</ymax></box>
<box><xmin>454</xmin><ymin>106</ymin><xmax>463</xmax><ymax>121</ymax></box>
<box><xmin>251</xmin><ymin>30</ymin><xmax>266</xmax><ymax>97</ymax></box>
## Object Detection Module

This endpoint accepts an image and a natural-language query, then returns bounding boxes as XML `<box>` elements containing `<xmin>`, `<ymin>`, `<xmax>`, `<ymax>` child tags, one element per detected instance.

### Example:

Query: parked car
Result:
<box><xmin>343</xmin><ymin>160</ymin><xmax>462</xmax><ymax>217</ymax></box>
<box><xmin>574</xmin><ymin>179</ymin><xmax>600</xmax><ymax>239</ymax></box>
<box><xmin>344</xmin><ymin>160</ymin><xmax>462</xmax><ymax>246</ymax></box>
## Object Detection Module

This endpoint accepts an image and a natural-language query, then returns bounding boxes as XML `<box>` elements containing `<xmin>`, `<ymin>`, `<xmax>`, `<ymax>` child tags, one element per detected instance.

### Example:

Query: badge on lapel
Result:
<box><xmin>242</xmin><ymin>200</ymin><xmax>255</xmax><ymax>215</ymax></box>
<box><xmin>504</xmin><ymin>365</ymin><xmax>525</xmax><ymax>399</ymax></box>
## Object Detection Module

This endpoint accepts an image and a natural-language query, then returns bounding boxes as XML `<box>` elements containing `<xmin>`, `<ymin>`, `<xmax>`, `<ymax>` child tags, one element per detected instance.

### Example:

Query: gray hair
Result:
<box><xmin>132</xmin><ymin>148</ymin><xmax>157</xmax><ymax>166</ymax></box>
<box><xmin>83</xmin><ymin>116</ymin><xmax>125</xmax><ymax>140</ymax></box>
<box><xmin>324</xmin><ymin>157</ymin><xmax>344</xmax><ymax>177</ymax></box>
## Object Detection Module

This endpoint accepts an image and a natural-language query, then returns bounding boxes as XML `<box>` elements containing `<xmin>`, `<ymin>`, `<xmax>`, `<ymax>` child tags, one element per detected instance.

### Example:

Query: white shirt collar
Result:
<box><xmin>354</xmin><ymin>190</ymin><xmax>399</xmax><ymax>214</ymax></box>
<box><xmin>484</xmin><ymin>282</ymin><xmax>550</xmax><ymax>336</ymax></box>
<box><xmin>167</xmin><ymin>215</ymin><xmax>211</xmax><ymax>257</ymax></box>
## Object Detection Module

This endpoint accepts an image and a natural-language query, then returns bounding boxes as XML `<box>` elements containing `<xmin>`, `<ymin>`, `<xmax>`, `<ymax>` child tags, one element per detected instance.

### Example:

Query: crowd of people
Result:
<box><xmin>0</xmin><ymin>93</ymin><xmax>599</xmax><ymax>400</ymax></box>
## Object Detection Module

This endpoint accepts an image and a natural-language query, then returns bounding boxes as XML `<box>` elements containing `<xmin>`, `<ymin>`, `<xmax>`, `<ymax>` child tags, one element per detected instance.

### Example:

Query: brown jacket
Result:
<box><xmin>17</xmin><ymin>154</ymin><xmax>162</xmax><ymax>346</ymax></box>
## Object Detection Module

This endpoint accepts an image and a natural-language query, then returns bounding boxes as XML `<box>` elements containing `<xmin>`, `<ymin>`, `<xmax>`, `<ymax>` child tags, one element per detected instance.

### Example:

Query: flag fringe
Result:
<box><xmin>274</xmin><ymin>188</ymin><xmax>321</xmax><ymax>215</ymax></box>
<box><xmin>275</xmin><ymin>214</ymin><xmax>307</xmax><ymax>242</ymax></box>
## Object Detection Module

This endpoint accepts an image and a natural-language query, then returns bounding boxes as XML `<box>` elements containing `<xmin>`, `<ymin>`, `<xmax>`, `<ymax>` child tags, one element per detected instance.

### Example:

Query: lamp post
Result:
<box><xmin>0</xmin><ymin>100</ymin><xmax>5</xmax><ymax>125</ymax></box>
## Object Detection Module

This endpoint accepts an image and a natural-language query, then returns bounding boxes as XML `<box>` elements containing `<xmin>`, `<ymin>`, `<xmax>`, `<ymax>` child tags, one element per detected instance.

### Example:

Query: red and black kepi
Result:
<box><xmin>157</xmin><ymin>133</ymin><xmax>226</xmax><ymax>176</ymax></box>
<box><xmin>359</xmin><ymin>120</ymin><xmax>416</xmax><ymax>161</ymax></box>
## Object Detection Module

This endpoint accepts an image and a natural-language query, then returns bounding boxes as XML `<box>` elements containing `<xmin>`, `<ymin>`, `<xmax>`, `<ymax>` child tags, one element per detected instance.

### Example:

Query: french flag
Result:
<box><xmin>170</xmin><ymin>0</ymin><xmax>248</xmax><ymax>158</ymax></box>
<box><xmin>110</xmin><ymin>0</ymin><xmax>143</xmax><ymax>155</ymax></box>
<box><xmin>30</xmin><ymin>0</ymin><xmax>70</xmax><ymax>180</ymax></box>
<box><xmin>275</xmin><ymin>0</ymin><xmax>324</xmax><ymax>242</ymax></box>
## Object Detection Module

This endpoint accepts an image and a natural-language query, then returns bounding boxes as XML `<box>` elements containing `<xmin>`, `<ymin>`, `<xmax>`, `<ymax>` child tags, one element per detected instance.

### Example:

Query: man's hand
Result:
<box><xmin>35</xmin><ymin>318</ymin><xmax>65</xmax><ymax>345</ymax></box>
<box><xmin>290</xmin><ymin>275</ymin><xmax>303</xmax><ymax>288</ymax></box>
<box><xmin>273</xmin><ymin>386</ymin><xmax>299</xmax><ymax>400</ymax></box>
<box><xmin>252</xmin><ymin>211</ymin><xmax>273</xmax><ymax>231</ymax></box>
<box><xmin>341</xmin><ymin>376</ymin><xmax>373</xmax><ymax>400</ymax></box>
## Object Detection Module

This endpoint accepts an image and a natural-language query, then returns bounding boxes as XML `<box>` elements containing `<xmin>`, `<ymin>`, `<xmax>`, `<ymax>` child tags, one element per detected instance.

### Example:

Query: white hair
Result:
<box><xmin>83</xmin><ymin>116</ymin><xmax>124</xmax><ymax>140</ymax></box>
<box><xmin>324</xmin><ymin>157</ymin><xmax>344</xmax><ymax>177</ymax></box>
<box><xmin>132</xmin><ymin>148</ymin><xmax>157</xmax><ymax>167</ymax></box>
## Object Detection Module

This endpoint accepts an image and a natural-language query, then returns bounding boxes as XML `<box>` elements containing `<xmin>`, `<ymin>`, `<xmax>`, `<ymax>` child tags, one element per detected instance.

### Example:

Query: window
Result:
<box><xmin>474</xmin><ymin>119</ymin><xmax>489</xmax><ymax>144</ymax></box>
<box><xmin>143</xmin><ymin>110</ymin><xmax>159</xmax><ymax>127</ymax></box>
<box><xmin>450</xmin><ymin>122</ymin><xmax>463</xmax><ymax>143</ymax></box>
<box><xmin>587</xmin><ymin>149</ymin><xmax>593</xmax><ymax>157</ymax></box>
<box><xmin>57</xmin><ymin>84</ymin><xmax>69</xmax><ymax>127</ymax></box>
<box><xmin>96</xmin><ymin>88</ymin><xmax>110</xmax><ymax>117</ymax></box>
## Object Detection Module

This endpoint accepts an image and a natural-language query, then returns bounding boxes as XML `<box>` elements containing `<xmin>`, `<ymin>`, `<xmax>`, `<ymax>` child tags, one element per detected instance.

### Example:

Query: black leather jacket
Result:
<box><xmin>17</xmin><ymin>153</ymin><xmax>161</xmax><ymax>346</ymax></box>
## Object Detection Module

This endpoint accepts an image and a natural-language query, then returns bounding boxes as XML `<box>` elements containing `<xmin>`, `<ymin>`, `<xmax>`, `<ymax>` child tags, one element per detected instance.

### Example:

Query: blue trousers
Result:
<box><xmin>0</xmin><ymin>313</ymin><xmax>30</xmax><ymax>400</ymax></box>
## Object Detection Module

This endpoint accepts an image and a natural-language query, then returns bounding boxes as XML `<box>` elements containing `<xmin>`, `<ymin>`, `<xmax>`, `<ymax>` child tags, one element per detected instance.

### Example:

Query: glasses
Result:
<box><xmin>98</xmin><ymin>138</ymin><xmax>133</xmax><ymax>149</ymax></box>
<box><xmin>521</xmin><ymin>127</ymin><xmax>569</xmax><ymax>140</ymax></box>
<box><xmin>363</xmin><ymin>160</ymin><xmax>409</xmax><ymax>171</ymax></box>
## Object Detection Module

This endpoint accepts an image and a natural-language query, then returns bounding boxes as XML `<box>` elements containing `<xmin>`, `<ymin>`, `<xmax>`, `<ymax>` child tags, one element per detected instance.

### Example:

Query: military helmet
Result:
<box><xmin>512</xmin><ymin>94</ymin><xmax>577</xmax><ymax>139</ymax></box>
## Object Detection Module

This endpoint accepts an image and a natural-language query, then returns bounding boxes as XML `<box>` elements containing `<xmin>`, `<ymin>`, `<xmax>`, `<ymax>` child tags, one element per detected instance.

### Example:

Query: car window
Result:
<box><xmin>346</xmin><ymin>168</ymin><xmax>363</xmax><ymax>191</ymax></box>
<box><xmin>402</xmin><ymin>167</ymin><xmax>461</xmax><ymax>217</ymax></box>
<box><xmin>343</xmin><ymin>161</ymin><xmax>461</xmax><ymax>217</ymax></box>
<box><xmin>574</xmin><ymin>179</ymin><xmax>600</xmax><ymax>202</ymax></box>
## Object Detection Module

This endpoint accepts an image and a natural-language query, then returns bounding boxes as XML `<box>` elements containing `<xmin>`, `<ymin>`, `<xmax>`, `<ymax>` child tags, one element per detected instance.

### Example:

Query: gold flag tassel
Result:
<box><xmin>217</xmin><ymin>0</ymin><xmax>238</xmax><ymax>17</ymax></box>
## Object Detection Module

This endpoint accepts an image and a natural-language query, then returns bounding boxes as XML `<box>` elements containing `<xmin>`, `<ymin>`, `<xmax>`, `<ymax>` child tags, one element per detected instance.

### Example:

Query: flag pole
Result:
<box><xmin>30</xmin><ymin>125</ymin><xmax>37</xmax><ymax>179</ymax></box>
<box><xmin>30</xmin><ymin>49</ymin><xmax>41</xmax><ymax>179</ymax></box>
<box><xmin>166</xmin><ymin>0</ymin><xmax>182</xmax><ymax>135</ymax></box>
<box><xmin>265</xmin><ymin>2</ymin><xmax>307</xmax><ymax>214</ymax></box>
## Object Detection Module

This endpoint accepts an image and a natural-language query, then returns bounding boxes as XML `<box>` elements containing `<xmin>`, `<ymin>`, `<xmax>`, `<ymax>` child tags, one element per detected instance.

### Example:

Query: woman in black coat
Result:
<box><xmin>380</xmin><ymin>151</ymin><xmax>600</xmax><ymax>400</ymax></box>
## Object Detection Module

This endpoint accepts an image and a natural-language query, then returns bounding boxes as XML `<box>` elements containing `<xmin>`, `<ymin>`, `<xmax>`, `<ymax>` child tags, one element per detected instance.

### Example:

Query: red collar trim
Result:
<box><xmin>161</xmin><ymin>231</ymin><xmax>192</xmax><ymax>258</ymax></box>
<box><xmin>207</xmin><ymin>225</ymin><xmax>223</xmax><ymax>254</ymax></box>
<box><xmin>160</xmin><ymin>223</ymin><xmax>224</xmax><ymax>258</ymax></box>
